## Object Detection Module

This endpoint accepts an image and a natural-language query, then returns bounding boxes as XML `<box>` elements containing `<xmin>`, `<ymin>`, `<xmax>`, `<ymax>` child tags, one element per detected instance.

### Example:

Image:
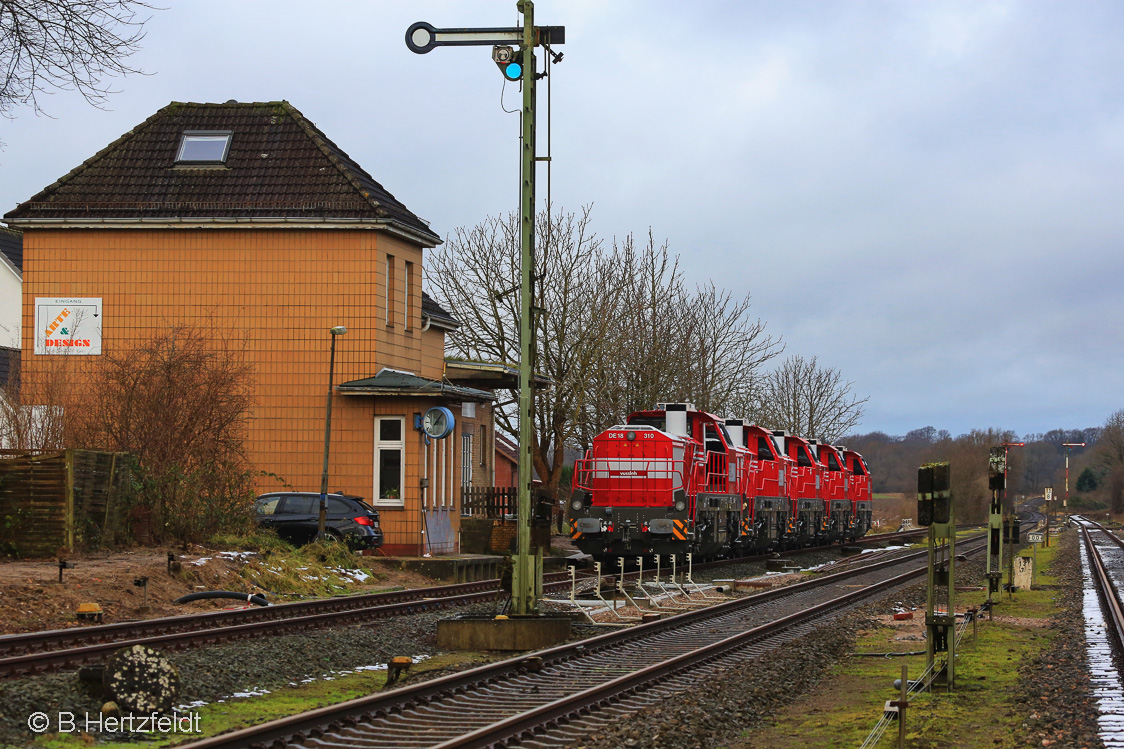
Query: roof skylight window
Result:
<box><xmin>176</xmin><ymin>131</ymin><xmax>232</xmax><ymax>164</ymax></box>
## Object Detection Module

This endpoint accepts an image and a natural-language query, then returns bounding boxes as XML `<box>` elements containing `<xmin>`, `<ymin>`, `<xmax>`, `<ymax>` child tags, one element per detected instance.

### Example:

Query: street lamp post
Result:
<box><xmin>1063</xmin><ymin>442</ymin><xmax>1086</xmax><ymax>524</ymax></box>
<box><xmin>318</xmin><ymin>326</ymin><xmax>348</xmax><ymax>540</ymax></box>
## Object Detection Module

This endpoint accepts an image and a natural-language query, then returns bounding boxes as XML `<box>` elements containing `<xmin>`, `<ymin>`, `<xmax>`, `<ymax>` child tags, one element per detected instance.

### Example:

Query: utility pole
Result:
<box><xmin>514</xmin><ymin>0</ymin><xmax>539</xmax><ymax>616</ymax></box>
<box><xmin>406</xmin><ymin>5</ymin><xmax>565</xmax><ymax>616</ymax></box>
<box><xmin>1063</xmin><ymin>442</ymin><xmax>1085</xmax><ymax>525</ymax></box>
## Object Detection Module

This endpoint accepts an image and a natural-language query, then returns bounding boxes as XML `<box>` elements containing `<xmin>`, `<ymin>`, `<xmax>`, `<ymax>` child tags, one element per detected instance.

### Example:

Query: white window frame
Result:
<box><xmin>462</xmin><ymin>433</ymin><xmax>473</xmax><ymax>487</ymax></box>
<box><xmin>373</xmin><ymin>416</ymin><xmax>405</xmax><ymax>507</ymax></box>
<box><xmin>385</xmin><ymin>254</ymin><xmax>396</xmax><ymax>327</ymax></box>
<box><xmin>404</xmin><ymin>260</ymin><xmax>414</xmax><ymax>331</ymax></box>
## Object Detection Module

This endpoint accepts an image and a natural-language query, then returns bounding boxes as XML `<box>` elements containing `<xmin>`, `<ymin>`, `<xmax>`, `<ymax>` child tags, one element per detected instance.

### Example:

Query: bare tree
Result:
<box><xmin>683</xmin><ymin>283</ymin><xmax>781</xmax><ymax>417</ymax></box>
<box><xmin>427</xmin><ymin>206</ymin><xmax>616</xmax><ymax>494</ymax></box>
<box><xmin>580</xmin><ymin>232</ymin><xmax>692</xmax><ymax>442</ymax></box>
<box><xmin>754</xmin><ymin>354</ymin><xmax>868</xmax><ymax>442</ymax></box>
<box><xmin>1095</xmin><ymin>409</ymin><xmax>1124</xmax><ymax>513</ymax></box>
<box><xmin>429</xmin><ymin>206</ymin><xmax>784</xmax><ymax>488</ymax></box>
<box><xmin>71</xmin><ymin>323</ymin><xmax>256</xmax><ymax>542</ymax></box>
<box><xmin>0</xmin><ymin>0</ymin><xmax>156</xmax><ymax>116</ymax></box>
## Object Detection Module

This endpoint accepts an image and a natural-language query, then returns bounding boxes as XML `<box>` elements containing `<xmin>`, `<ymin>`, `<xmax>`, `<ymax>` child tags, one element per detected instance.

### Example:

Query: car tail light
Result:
<box><xmin>354</xmin><ymin>515</ymin><xmax>375</xmax><ymax>526</ymax></box>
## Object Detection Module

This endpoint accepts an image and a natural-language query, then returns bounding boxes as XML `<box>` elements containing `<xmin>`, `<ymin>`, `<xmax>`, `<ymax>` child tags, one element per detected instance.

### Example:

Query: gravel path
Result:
<box><xmin>1012</xmin><ymin>530</ymin><xmax>1105</xmax><ymax>749</ymax></box>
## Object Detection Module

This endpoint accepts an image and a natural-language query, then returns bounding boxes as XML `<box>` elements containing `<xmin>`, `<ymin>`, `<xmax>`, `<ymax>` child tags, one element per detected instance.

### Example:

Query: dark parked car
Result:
<box><xmin>254</xmin><ymin>492</ymin><xmax>383</xmax><ymax>550</ymax></box>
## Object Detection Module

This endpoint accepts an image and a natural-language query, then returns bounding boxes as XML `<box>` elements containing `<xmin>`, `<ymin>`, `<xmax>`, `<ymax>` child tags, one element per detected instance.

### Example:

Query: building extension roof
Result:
<box><xmin>0</xmin><ymin>227</ymin><xmax>21</xmax><ymax>273</ymax></box>
<box><xmin>4</xmin><ymin>101</ymin><xmax>440</xmax><ymax>246</ymax></box>
<box><xmin>338</xmin><ymin>368</ymin><xmax>493</xmax><ymax>402</ymax></box>
<box><xmin>444</xmin><ymin>359</ymin><xmax>553</xmax><ymax>390</ymax></box>
<box><xmin>421</xmin><ymin>293</ymin><xmax>460</xmax><ymax>331</ymax></box>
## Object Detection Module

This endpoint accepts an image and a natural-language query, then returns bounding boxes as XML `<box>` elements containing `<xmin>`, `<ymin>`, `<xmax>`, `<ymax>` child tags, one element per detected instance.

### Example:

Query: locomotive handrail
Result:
<box><xmin>573</xmin><ymin>456</ymin><xmax>694</xmax><ymax>496</ymax></box>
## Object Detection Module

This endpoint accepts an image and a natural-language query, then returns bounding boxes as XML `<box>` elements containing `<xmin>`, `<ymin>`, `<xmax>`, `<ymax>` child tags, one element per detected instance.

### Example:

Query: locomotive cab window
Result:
<box><xmin>704</xmin><ymin>425</ymin><xmax>726</xmax><ymax>453</ymax></box>
<box><xmin>826</xmin><ymin>452</ymin><xmax>841</xmax><ymax>471</ymax></box>
<box><xmin>629</xmin><ymin>416</ymin><xmax>665</xmax><ymax>432</ymax></box>
<box><xmin>851</xmin><ymin>458</ymin><xmax>866</xmax><ymax>475</ymax></box>
<box><xmin>797</xmin><ymin>447</ymin><xmax>814</xmax><ymax>467</ymax></box>
<box><xmin>757</xmin><ymin>437</ymin><xmax>775</xmax><ymax>461</ymax></box>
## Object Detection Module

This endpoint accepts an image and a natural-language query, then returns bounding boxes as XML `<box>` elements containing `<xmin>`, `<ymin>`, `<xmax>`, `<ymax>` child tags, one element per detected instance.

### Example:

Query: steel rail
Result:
<box><xmin>1080</xmin><ymin>522</ymin><xmax>1124</xmax><ymax>652</ymax></box>
<box><xmin>178</xmin><ymin>534</ymin><xmax>987</xmax><ymax>749</ymax></box>
<box><xmin>0</xmin><ymin>578</ymin><xmax>511</xmax><ymax>659</ymax></box>
<box><xmin>0</xmin><ymin>527</ymin><xmax>928</xmax><ymax>670</ymax></box>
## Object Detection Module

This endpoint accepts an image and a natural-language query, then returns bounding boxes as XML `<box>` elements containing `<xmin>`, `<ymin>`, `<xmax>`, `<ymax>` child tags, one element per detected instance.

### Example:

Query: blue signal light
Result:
<box><xmin>503</xmin><ymin>61</ymin><xmax>522</xmax><ymax>81</ymax></box>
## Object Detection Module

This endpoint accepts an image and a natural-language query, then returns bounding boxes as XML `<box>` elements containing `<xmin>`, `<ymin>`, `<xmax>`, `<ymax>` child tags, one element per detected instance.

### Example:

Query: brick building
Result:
<box><xmin>4</xmin><ymin>100</ymin><xmax>499</xmax><ymax>555</ymax></box>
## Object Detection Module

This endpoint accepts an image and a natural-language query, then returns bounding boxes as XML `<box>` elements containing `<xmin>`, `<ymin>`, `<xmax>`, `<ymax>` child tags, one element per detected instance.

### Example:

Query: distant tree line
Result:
<box><xmin>843</xmin><ymin>415</ymin><xmax>1124</xmax><ymax>523</ymax></box>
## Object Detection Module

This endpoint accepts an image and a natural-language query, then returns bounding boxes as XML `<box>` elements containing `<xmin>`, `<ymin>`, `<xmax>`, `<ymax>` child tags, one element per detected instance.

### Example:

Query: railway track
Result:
<box><xmin>0</xmin><ymin>528</ymin><xmax>931</xmax><ymax>678</ymax></box>
<box><xmin>179</xmin><ymin>533</ymin><xmax>988</xmax><ymax>749</ymax></box>
<box><xmin>1075</xmin><ymin>517</ymin><xmax>1124</xmax><ymax>749</ymax></box>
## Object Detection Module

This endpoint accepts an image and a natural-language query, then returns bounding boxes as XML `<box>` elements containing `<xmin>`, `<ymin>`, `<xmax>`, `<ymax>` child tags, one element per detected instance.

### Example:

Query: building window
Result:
<box><xmin>462</xmin><ymin>401</ymin><xmax>475</xmax><ymax>419</ymax></box>
<box><xmin>176</xmin><ymin>131</ymin><xmax>232</xmax><ymax>164</ymax></box>
<box><xmin>462</xmin><ymin>434</ymin><xmax>473</xmax><ymax>486</ymax></box>
<box><xmin>385</xmin><ymin>255</ymin><xmax>396</xmax><ymax>327</ymax></box>
<box><xmin>374</xmin><ymin>416</ymin><xmax>405</xmax><ymax>505</ymax></box>
<box><xmin>404</xmin><ymin>261</ymin><xmax>414</xmax><ymax>330</ymax></box>
<box><xmin>480</xmin><ymin>425</ymin><xmax>488</xmax><ymax>467</ymax></box>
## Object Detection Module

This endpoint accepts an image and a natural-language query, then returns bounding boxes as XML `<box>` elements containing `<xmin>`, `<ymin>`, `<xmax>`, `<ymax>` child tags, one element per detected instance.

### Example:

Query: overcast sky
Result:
<box><xmin>3</xmin><ymin>0</ymin><xmax>1121</xmax><ymax>439</ymax></box>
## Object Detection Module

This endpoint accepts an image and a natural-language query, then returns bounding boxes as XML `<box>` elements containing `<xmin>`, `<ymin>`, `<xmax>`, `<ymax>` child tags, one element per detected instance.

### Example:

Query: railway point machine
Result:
<box><xmin>917</xmin><ymin>461</ymin><xmax>955</xmax><ymax>690</ymax></box>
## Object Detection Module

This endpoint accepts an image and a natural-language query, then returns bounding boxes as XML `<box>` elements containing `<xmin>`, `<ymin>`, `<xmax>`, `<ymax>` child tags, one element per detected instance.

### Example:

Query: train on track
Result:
<box><xmin>567</xmin><ymin>403</ymin><xmax>873</xmax><ymax>561</ymax></box>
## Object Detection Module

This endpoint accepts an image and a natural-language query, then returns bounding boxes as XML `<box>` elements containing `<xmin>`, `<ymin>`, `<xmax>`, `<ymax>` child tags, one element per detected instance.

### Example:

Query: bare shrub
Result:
<box><xmin>72</xmin><ymin>323</ymin><xmax>256</xmax><ymax>543</ymax></box>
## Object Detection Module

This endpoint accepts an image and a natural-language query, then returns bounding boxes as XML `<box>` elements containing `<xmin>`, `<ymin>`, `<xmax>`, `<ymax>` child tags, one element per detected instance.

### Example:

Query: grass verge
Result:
<box><xmin>735</xmin><ymin>539</ymin><xmax>1059</xmax><ymax>749</ymax></box>
<box><xmin>31</xmin><ymin>652</ymin><xmax>500</xmax><ymax>748</ymax></box>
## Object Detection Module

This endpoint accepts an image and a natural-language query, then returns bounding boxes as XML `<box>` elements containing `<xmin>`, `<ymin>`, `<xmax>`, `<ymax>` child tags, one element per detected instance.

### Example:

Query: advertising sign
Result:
<box><xmin>34</xmin><ymin>298</ymin><xmax>102</xmax><ymax>355</ymax></box>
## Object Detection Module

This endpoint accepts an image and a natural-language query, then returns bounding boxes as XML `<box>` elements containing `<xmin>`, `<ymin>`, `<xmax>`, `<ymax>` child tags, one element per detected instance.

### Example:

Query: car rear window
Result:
<box><xmin>256</xmin><ymin>496</ymin><xmax>281</xmax><ymax>515</ymax></box>
<box><xmin>326</xmin><ymin>498</ymin><xmax>352</xmax><ymax>514</ymax></box>
<box><xmin>283</xmin><ymin>495</ymin><xmax>315</xmax><ymax>514</ymax></box>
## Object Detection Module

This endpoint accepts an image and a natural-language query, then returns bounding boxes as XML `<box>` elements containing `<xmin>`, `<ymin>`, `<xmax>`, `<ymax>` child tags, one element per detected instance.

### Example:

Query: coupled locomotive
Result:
<box><xmin>568</xmin><ymin>403</ymin><xmax>873</xmax><ymax>561</ymax></box>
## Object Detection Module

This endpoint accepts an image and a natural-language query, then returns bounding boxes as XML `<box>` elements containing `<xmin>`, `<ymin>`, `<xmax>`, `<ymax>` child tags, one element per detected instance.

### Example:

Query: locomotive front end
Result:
<box><xmin>568</xmin><ymin>425</ymin><xmax>696</xmax><ymax>561</ymax></box>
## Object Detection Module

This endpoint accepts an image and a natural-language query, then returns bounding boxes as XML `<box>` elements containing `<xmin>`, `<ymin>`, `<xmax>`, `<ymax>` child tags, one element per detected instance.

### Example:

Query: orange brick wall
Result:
<box><xmin>19</xmin><ymin>227</ymin><xmax>472</xmax><ymax>553</ymax></box>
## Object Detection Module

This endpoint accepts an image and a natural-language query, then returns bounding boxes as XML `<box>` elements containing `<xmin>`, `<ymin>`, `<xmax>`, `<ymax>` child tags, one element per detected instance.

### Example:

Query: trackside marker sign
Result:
<box><xmin>34</xmin><ymin>298</ymin><xmax>102</xmax><ymax>355</ymax></box>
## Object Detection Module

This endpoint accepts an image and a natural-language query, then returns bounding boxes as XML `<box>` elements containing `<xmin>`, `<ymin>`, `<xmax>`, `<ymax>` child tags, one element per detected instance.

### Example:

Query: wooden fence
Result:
<box><xmin>461</xmin><ymin>486</ymin><xmax>518</xmax><ymax>518</ymax></box>
<box><xmin>0</xmin><ymin>450</ymin><xmax>132</xmax><ymax>556</ymax></box>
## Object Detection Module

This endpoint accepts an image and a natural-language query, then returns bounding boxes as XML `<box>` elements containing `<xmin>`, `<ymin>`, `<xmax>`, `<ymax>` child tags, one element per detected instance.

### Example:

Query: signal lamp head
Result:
<box><xmin>492</xmin><ymin>44</ymin><xmax>523</xmax><ymax>81</ymax></box>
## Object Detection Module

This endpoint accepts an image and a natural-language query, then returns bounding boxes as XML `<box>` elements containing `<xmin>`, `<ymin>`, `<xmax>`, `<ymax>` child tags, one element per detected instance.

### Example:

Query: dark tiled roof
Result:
<box><xmin>421</xmin><ymin>292</ymin><xmax>460</xmax><ymax>328</ymax></box>
<box><xmin>0</xmin><ymin>227</ymin><xmax>21</xmax><ymax>272</ymax></box>
<box><xmin>5</xmin><ymin>101</ymin><xmax>440</xmax><ymax>245</ymax></box>
<box><xmin>338</xmin><ymin>368</ymin><xmax>492</xmax><ymax>402</ymax></box>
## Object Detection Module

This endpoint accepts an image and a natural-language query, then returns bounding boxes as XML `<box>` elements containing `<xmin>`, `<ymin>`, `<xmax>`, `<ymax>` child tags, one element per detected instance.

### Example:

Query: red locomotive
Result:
<box><xmin>569</xmin><ymin>403</ymin><xmax>873</xmax><ymax>561</ymax></box>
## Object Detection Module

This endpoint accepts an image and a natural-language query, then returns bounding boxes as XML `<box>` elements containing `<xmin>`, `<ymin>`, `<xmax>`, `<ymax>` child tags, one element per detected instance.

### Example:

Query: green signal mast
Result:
<box><xmin>406</xmin><ymin>4</ymin><xmax>565</xmax><ymax>616</ymax></box>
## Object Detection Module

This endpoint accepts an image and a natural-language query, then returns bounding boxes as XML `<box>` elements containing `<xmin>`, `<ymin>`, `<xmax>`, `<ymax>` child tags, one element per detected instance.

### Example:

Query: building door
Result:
<box><xmin>423</xmin><ymin>435</ymin><xmax>457</xmax><ymax>554</ymax></box>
